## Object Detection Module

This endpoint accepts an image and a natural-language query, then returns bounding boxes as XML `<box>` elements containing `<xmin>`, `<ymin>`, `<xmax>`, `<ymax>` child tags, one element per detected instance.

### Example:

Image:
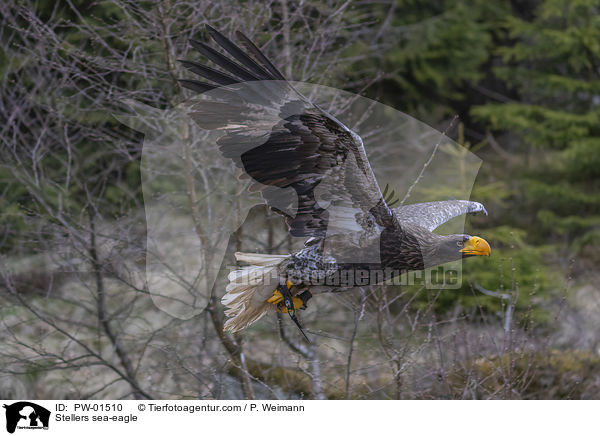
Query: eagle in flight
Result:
<box><xmin>179</xmin><ymin>25</ymin><xmax>491</xmax><ymax>338</ymax></box>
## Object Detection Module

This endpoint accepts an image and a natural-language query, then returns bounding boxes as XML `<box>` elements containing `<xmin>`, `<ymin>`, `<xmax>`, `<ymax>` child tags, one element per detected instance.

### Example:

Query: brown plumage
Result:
<box><xmin>179</xmin><ymin>25</ymin><xmax>491</xmax><ymax>333</ymax></box>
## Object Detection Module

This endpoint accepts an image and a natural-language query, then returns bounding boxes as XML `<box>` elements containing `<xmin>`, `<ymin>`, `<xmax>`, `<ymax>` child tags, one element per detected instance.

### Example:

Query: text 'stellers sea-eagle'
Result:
<box><xmin>180</xmin><ymin>26</ymin><xmax>491</xmax><ymax>335</ymax></box>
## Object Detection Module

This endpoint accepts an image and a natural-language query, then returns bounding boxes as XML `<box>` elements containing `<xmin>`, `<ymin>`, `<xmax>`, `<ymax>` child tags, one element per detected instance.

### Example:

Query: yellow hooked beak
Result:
<box><xmin>460</xmin><ymin>236</ymin><xmax>491</xmax><ymax>256</ymax></box>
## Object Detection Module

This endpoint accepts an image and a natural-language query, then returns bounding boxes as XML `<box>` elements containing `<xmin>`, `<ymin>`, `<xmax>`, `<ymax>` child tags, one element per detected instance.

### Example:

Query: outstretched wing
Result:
<box><xmin>180</xmin><ymin>25</ymin><xmax>393</xmax><ymax>239</ymax></box>
<box><xmin>394</xmin><ymin>200</ymin><xmax>487</xmax><ymax>232</ymax></box>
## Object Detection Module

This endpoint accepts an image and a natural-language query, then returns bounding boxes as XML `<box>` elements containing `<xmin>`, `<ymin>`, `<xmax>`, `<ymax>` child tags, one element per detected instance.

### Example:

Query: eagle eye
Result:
<box><xmin>456</xmin><ymin>241</ymin><xmax>464</xmax><ymax>248</ymax></box>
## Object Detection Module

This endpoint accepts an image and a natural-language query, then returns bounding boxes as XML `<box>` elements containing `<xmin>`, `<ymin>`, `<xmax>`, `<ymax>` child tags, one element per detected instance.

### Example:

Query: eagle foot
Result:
<box><xmin>268</xmin><ymin>282</ymin><xmax>312</xmax><ymax>343</ymax></box>
<box><xmin>266</xmin><ymin>282</ymin><xmax>312</xmax><ymax>313</ymax></box>
<box><xmin>276</xmin><ymin>291</ymin><xmax>312</xmax><ymax>313</ymax></box>
<box><xmin>266</xmin><ymin>279</ymin><xmax>295</xmax><ymax>309</ymax></box>
<box><xmin>275</xmin><ymin>295</ymin><xmax>304</xmax><ymax>313</ymax></box>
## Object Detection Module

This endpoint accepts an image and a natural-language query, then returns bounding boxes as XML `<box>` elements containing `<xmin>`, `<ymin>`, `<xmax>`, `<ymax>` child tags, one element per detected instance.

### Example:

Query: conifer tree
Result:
<box><xmin>472</xmin><ymin>0</ymin><xmax>600</xmax><ymax>252</ymax></box>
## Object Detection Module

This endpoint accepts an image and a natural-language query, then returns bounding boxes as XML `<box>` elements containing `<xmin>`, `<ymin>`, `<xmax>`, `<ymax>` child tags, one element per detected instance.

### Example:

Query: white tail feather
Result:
<box><xmin>234</xmin><ymin>252</ymin><xmax>290</xmax><ymax>266</ymax></box>
<box><xmin>222</xmin><ymin>252</ymin><xmax>290</xmax><ymax>332</ymax></box>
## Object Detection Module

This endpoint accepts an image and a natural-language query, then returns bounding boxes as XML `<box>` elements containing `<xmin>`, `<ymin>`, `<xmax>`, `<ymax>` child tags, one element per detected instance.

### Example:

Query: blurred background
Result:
<box><xmin>1</xmin><ymin>0</ymin><xmax>599</xmax><ymax>399</ymax></box>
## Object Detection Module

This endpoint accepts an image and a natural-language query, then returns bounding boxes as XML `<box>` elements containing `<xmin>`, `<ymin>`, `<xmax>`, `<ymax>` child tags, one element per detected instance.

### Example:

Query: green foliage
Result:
<box><xmin>0</xmin><ymin>169</ymin><xmax>29</xmax><ymax>253</ymax></box>
<box><xmin>562</xmin><ymin>138</ymin><xmax>600</xmax><ymax>179</ymax></box>
<box><xmin>352</xmin><ymin>0</ymin><xmax>510</xmax><ymax>119</ymax></box>
<box><xmin>471</xmin><ymin>0</ymin><xmax>600</xmax><ymax>252</ymax></box>
<box><xmin>386</xmin><ymin>2</ymin><xmax>490</xmax><ymax>93</ymax></box>
<box><xmin>471</xmin><ymin>103</ymin><xmax>599</xmax><ymax>147</ymax></box>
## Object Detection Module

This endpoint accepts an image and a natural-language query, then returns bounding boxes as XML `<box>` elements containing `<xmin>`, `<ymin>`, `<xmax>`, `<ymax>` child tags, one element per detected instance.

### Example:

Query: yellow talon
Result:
<box><xmin>266</xmin><ymin>290</ymin><xmax>283</xmax><ymax>304</ymax></box>
<box><xmin>266</xmin><ymin>280</ymin><xmax>294</xmax><ymax>304</ymax></box>
<box><xmin>266</xmin><ymin>280</ymin><xmax>299</xmax><ymax>310</ymax></box>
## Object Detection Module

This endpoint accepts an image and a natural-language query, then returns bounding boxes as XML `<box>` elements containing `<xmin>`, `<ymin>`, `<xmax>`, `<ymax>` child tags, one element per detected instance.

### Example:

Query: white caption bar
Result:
<box><xmin>1</xmin><ymin>400</ymin><xmax>597</xmax><ymax>435</ymax></box>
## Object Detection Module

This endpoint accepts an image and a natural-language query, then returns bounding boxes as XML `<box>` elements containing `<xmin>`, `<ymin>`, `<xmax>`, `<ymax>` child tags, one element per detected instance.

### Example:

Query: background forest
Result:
<box><xmin>1</xmin><ymin>0</ymin><xmax>599</xmax><ymax>399</ymax></box>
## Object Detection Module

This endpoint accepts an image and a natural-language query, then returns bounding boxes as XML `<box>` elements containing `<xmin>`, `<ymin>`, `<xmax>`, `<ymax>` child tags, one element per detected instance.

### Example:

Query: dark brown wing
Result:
<box><xmin>180</xmin><ymin>25</ymin><xmax>392</xmax><ymax>239</ymax></box>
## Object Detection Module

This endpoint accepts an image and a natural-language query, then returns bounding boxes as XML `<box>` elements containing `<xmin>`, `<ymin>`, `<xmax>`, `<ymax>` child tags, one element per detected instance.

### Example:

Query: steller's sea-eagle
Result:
<box><xmin>179</xmin><ymin>25</ymin><xmax>491</xmax><ymax>338</ymax></box>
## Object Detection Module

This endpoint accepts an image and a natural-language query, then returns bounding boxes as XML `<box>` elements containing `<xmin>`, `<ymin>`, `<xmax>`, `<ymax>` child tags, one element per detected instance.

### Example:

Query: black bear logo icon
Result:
<box><xmin>3</xmin><ymin>402</ymin><xmax>50</xmax><ymax>434</ymax></box>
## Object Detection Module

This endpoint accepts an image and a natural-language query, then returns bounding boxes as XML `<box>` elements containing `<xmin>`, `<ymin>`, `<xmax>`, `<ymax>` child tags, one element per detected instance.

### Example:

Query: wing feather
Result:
<box><xmin>235</xmin><ymin>31</ymin><xmax>286</xmax><ymax>80</ymax></box>
<box><xmin>178</xmin><ymin>79</ymin><xmax>217</xmax><ymax>94</ymax></box>
<box><xmin>180</xmin><ymin>25</ymin><xmax>391</xmax><ymax>239</ymax></box>
<box><xmin>179</xmin><ymin>60</ymin><xmax>238</xmax><ymax>85</ymax></box>
<box><xmin>394</xmin><ymin>200</ymin><xmax>487</xmax><ymax>231</ymax></box>
<box><xmin>189</xmin><ymin>39</ymin><xmax>259</xmax><ymax>81</ymax></box>
<box><xmin>206</xmin><ymin>25</ymin><xmax>273</xmax><ymax>80</ymax></box>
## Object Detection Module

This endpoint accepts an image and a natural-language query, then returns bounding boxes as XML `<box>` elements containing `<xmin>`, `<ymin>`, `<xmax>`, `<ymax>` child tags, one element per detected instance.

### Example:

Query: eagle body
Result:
<box><xmin>281</xmin><ymin>222</ymin><xmax>431</xmax><ymax>287</ymax></box>
<box><xmin>277</xmin><ymin>219</ymin><xmax>486</xmax><ymax>291</ymax></box>
<box><xmin>179</xmin><ymin>26</ymin><xmax>491</xmax><ymax>333</ymax></box>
